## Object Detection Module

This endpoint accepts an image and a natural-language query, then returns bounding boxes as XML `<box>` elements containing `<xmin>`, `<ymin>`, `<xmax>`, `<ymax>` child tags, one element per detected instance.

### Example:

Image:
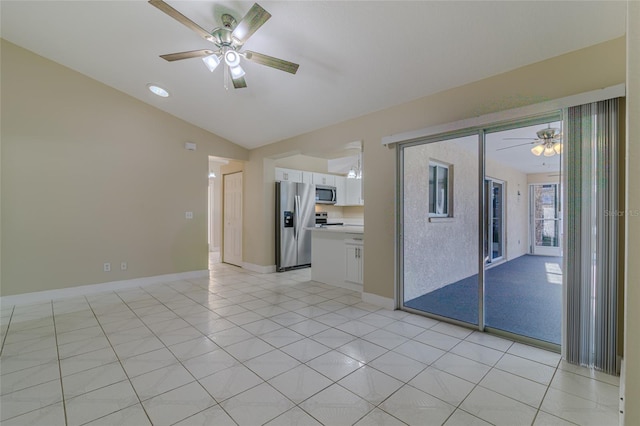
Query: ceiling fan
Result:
<box><xmin>149</xmin><ymin>0</ymin><xmax>299</xmax><ymax>89</ymax></box>
<box><xmin>497</xmin><ymin>127</ymin><xmax>563</xmax><ymax>157</ymax></box>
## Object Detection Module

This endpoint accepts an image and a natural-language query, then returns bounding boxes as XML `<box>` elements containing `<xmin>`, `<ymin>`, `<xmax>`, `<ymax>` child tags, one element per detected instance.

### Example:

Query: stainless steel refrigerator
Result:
<box><xmin>276</xmin><ymin>181</ymin><xmax>315</xmax><ymax>271</ymax></box>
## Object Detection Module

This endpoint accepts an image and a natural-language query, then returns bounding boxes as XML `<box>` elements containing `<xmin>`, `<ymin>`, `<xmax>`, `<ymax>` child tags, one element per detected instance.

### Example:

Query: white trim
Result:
<box><xmin>362</xmin><ymin>292</ymin><xmax>395</xmax><ymax>310</ymax></box>
<box><xmin>0</xmin><ymin>270</ymin><xmax>209</xmax><ymax>306</ymax></box>
<box><xmin>242</xmin><ymin>262</ymin><xmax>277</xmax><ymax>274</ymax></box>
<box><xmin>382</xmin><ymin>84</ymin><xmax>626</xmax><ymax>146</ymax></box>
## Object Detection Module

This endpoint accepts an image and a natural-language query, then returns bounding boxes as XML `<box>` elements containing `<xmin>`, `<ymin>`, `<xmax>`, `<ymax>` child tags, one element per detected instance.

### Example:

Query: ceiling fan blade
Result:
<box><xmin>231</xmin><ymin>3</ymin><xmax>271</xmax><ymax>45</ymax></box>
<box><xmin>495</xmin><ymin>141</ymin><xmax>537</xmax><ymax>151</ymax></box>
<box><xmin>232</xmin><ymin>73</ymin><xmax>247</xmax><ymax>89</ymax></box>
<box><xmin>160</xmin><ymin>49</ymin><xmax>215</xmax><ymax>62</ymax></box>
<box><xmin>244</xmin><ymin>51</ymin><xmax>299</xmax><ymax>74</ymax></box>
<box><xmin>149</xmin><ymin>0</ymin><xmax>212</xmax><ymax>41</ymax></box>
<box><xmin>502</xmin><ymin>137</ymin><xmax>538</xmax><ymax>141</ymax></box>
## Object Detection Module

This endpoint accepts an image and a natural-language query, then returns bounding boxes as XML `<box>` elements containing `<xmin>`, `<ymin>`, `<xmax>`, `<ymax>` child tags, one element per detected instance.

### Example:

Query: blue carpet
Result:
<box><xmin>404</xmin><ymin>255</ymin><xmax>562</xmax><ymax>344</ymax></box>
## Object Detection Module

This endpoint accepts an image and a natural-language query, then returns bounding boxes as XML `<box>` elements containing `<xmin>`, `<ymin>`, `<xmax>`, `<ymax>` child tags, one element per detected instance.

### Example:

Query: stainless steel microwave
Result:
<box><xmin>315</xmin><ymin>185</ymin><xmax>337</xmax><ymax>205</ymax></box>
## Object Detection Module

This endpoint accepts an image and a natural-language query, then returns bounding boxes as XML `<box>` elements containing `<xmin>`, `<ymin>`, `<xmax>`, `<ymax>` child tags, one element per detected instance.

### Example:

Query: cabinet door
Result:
<box><xmin>334</xmin><ymin>176</ymin><xmax>346</xmax><ymax>206</ymax></box>
<box><xmin>302</xmin><ymin>171</ymin><xmax>314</xmax><ymax>184</ymax></box>
<box><xmin>313</xmin><ymin>173</ymin><xmax>336</xmax><ymax>186</ymax></box>
<box><xmin>275</xmin><ymin>168</ymin><xmax>302</xmax><ymax>183</ymax></box>
<box><xmin>345</xmin><ymin>179</ymin><xmax>363</xmax><ymax>205</ymax></box>
<box><xmin>345</xmin><ymin>242</ymin><xmax>363</xmax><ymax>284</ymax></box>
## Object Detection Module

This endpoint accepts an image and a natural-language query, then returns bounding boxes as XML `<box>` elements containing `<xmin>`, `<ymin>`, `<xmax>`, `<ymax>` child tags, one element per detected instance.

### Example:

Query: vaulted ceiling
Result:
<box><xmin>1</xmin><ymin>1</ymin><xmax>626</xmax><ymax>149</ymax></box>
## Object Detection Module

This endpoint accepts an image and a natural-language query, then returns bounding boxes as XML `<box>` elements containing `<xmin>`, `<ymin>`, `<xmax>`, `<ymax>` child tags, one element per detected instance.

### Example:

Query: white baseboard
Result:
<box><xmin>0</xmin><ymin>270</ymin><xmax>209</xmax><ymax>306</ymax></box>
<box><xmin>362</xmin><ymin>292</ymin><xmax>395</xmax><ymax>310</ymax></box>
<box><xmin>327</xmin><ymin>281</ymin><xmax>363</xmax><ymax>293</ymax></box>
<box><xmin>242</xmin><ymin>262</ymin><xmax>277</xmax><ymax>274</ymax></box>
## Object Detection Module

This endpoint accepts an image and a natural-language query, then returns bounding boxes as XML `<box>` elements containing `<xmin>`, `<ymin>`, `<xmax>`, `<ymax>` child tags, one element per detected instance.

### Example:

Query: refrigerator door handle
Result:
<box><xmin>294</xmin><ymin>195</ymin><xmax>301</xmax><ymax>241</ymax></box>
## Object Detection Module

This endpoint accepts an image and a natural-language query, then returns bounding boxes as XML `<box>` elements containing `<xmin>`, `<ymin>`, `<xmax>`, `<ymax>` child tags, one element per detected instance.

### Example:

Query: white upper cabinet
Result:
<box><xmin>312</xmin><ymin>173</ymin><xmax>335</xmax><ymax>187</ymax></box>
<box><xmin>302</xmin><ymin>171</ymin><xmax>313</xmax><ymax>184</ymax></box>
<box><xmin>345</xmin><ymin>178</ymin><xmax>364</xmax><ymax>205</ymax></box>
<box><xmin>335</xmin><ymin>176</ymin><xmax>346</xmax><ymax>206</ymax></box>
<box><xmin>275</xmin><ymin>168</ymin><xmax>303</xmax><ymax>183</ymax></box>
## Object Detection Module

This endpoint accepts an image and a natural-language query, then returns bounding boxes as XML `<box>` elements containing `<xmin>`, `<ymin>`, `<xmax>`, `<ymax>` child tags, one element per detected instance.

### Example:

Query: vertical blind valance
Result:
<box><xmin>565</xmin><ymin>98</ymin><xmax>620</xmax><ymax>375</ymax></box>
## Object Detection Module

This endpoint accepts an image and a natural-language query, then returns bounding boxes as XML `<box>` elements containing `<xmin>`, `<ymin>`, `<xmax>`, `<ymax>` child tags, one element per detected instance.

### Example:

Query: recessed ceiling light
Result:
<box><xmin>147</xmin><ymin>84</ymin><xmax>169</xmax><ymax>97</ymax></box>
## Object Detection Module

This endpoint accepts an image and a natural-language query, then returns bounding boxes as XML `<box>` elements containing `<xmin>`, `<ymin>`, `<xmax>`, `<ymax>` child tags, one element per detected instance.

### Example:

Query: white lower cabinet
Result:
<box><xmin>311</xmin><ymin>231</ymin><xmax>363</xmax><ymax>291</ymax></box>
<box><xmin>345</xmin><ymin>239</ymin><xmax>363</xmax><ymax>284</ymax></box>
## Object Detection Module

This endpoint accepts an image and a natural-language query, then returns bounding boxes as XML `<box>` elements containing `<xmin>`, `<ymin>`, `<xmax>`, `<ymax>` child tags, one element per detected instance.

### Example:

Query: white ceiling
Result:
<box><xmin>1</xmin><ymin>1</ymin><xmax>626</xmax><ymax>150</ymax></box>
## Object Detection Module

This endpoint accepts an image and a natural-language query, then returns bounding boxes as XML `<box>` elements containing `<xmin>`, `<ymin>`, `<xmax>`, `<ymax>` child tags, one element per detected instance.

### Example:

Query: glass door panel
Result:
<box><xmin>483</xmin><ymin>122</ymin><xmax>562</xmax><ymax>345</ymax></box>
<box><xmin>485</xmin><ymin>179</ymin><xmax>504</xmax><ymax>264</ymax></box>
<box><xmin>401</xmin><ymin>135</ymin><xmax>479</xmax><ymax>325</ymax></box>
<box><xmin>531</xmin><ymin>184</ymin><xmax>562</xmax><ymax>256</ymax></box>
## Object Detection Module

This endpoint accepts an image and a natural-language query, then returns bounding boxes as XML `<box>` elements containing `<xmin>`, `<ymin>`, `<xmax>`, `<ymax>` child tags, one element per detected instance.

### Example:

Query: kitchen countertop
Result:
<box><xmin>308</xmin><ymin>225</ymin><xmax>364</xmax><ymax>234</ymax></box>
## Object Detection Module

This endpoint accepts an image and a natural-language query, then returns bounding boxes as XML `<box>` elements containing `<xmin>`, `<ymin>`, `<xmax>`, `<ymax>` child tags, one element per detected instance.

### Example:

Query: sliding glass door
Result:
<box><xmin>399</xmin><ymin>115</ymin><xmax>563</xmax><ymax>347</ymax></box>
<box><xmin>401</xmin><ymin>134</ymin><xmax>480</xmax><ymax>326</ymax></box>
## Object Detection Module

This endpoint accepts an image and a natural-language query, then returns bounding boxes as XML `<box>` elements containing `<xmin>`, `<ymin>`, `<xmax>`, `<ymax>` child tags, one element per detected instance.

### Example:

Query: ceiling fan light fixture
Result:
<box><xmin>543</xmin><ymin>145</ymin><xmax>556</xmax><ymax>157</ymax></box>
<box><xmin>202</xmin><ymin>54</ymin><xmax>221</xmax><ymax>72</ymax></box>
<box><xmin>553</xmin><ymin>143</ymin><xmax>563</xmax><ymax>155</ymax></box>
<box><xmin>224</xmin><ymin>50</ymin><xmax>241</xmax><ymax>67</ymax></box>
<box><xmin>230</xmin><ymin>65</ymin><xmax>246</xmax><ymax>78</ymax></box>
<box><xmin>531</xmin><ymin>144</ymin><xmax>545</xmax><ymax>156</ymax></box>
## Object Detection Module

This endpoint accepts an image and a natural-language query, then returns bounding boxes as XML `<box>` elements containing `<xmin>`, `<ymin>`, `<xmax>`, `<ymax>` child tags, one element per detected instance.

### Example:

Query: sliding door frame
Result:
<box><xmin>396</xmin><ymin>111</ymin><xmax>563</xmax><ymax>350</ymax></box>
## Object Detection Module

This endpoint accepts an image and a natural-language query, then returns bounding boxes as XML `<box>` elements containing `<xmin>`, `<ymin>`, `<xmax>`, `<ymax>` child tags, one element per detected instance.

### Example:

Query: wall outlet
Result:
<box><xmin>185</xmin><ymin>211</ymin><xmax>193</xmax><ymax>219</ymax></box>
<box><xmin>103</xmin><ymin>262</ymin><xmax>111</xmax><ymax>272</ymax></box>
<box><xmin>120</xmin><ymin>262</ymin><xmax>127</xmax><ymax>271</ymax></box>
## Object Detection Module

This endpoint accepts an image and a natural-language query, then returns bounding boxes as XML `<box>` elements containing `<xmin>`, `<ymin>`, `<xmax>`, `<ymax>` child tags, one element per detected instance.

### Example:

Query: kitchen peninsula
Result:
<box><xmin>309</xmin><ymin>226</ymin><xmax>364</xmax><ymax>292</ymax></box>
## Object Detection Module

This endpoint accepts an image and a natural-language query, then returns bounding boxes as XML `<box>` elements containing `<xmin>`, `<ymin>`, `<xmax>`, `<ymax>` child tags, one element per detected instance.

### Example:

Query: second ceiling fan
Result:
<box><xmin>149</xmin><ymin>0</ymin><xmax>299</xmax><ymax>89</ymax></box>
<box><xmin>499</xmin><ymin>127</ymin><xmax>563</xmax><ymax>157</ymax></box>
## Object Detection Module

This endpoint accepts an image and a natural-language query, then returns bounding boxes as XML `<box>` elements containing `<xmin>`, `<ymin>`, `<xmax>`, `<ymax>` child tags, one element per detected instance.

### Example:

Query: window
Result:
<box><xmin>429</xmin><ymin>161</ymin><xmax>451</xmax><ymax>217</ymax></box>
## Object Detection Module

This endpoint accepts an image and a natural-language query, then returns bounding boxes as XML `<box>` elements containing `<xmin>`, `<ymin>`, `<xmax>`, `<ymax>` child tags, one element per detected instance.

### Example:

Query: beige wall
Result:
<box><xmin>0</xmin><ymin>40</ymin><xmax>248</xmax><ymax>296</ymax></box>
<box><xmin>624</xmin><ymin>0</ymin><xmax>639</xmax><ymax>422</ymax></box>
<box><xmin>242</xmin><ymin>37</ymin><xmax>626</xmax><ymax>300</ymax></box>
<box><xmin>527</xmin><ymin>172</ymin><xmax>562</xmax><ymax>184</ymax></box>
<box><xmin>274</xmin><ymin>155</ymin><xmax>329</xmax><ymax>173</ymax></box>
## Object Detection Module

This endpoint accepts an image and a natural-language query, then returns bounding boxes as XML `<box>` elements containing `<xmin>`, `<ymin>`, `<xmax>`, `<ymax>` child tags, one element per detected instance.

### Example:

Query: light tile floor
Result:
<box><xmin>0</xmin><ymin>264</ymin><xmax>620</xmax><ymax>425</ymax></box>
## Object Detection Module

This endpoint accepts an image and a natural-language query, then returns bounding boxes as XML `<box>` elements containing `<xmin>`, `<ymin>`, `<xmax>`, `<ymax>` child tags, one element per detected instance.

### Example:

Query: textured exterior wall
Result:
<box><xmin>403</xmin><ymin>136</ymin><xmax>479</xmax><ymax>300</ymax></box>
<box><xmin>402</xmin><ymin>136</ymin><xmax>528</xmax><ymax>301</ymax></box>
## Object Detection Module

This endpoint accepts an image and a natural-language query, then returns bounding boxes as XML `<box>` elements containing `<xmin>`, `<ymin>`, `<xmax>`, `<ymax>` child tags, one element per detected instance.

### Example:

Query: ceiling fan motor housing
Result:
<box><xmin>209</xmin><ymin>27</ymin><xmax>234</xmax><ymax>47</ymax></box>
<box><xmin>536</xmin><ymin>128</ymin><xmax>561</xmax><ymax>140</ymax></box>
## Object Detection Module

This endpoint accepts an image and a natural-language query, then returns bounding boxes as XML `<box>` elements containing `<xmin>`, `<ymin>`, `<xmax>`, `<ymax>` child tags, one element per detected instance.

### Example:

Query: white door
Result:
<box><xmin>223</xmin><ymin>172</ymin><xmax>243</xmax><ymax>266</ymax></box>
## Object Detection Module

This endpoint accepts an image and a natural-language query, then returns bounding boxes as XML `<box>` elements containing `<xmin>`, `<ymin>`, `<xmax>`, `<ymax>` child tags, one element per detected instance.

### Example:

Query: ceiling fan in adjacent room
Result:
<box><xmin>149</xmin><ymin>0</ymin><xmax>299</xmax><ymax>89</ymax></box>
<box><xmin>498</xmin><ymin>127</ymin><xmax>563</xmax><ymax>157</ymax></box>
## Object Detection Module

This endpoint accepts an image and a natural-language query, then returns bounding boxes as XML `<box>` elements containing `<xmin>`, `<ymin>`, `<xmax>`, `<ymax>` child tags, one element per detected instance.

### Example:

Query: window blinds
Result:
<box><xmin>565</xmin><ymin>98</ymin><xmax>620</xmax><ymax>375</ymax></box>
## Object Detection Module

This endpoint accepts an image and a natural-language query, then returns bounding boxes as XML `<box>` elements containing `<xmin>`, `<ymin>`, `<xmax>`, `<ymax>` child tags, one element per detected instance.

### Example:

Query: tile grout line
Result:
<box><xmin>81</xmin><ymin>291</ymin><xmax>154</xmax><ymax>425</ymax></box>
<box><xmin>0</xmin><ymin>305</ymin><xmax>16</xmax><ymax>357</ymax></box>
<box><xmin>51</xmin><ymin>300</ymin><xmax>70</xmax><ymax>426</ymax></box>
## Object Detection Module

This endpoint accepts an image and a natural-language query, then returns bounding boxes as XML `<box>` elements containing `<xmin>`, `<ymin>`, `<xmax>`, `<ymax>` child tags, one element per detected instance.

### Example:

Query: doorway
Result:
<box><xmin>223</xmin><ymin>171</ymin><xmax>243</xmax><ymax>267</ymax></box>
<box><xmin>485</xmin><ymin>178</ymin><xmax>505</xmax><ymax>264</ymax></box>
<box><xmin>530</xmin><ymin>183</ymin><xmax>562</xmax><ymax>256</ymax></box>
